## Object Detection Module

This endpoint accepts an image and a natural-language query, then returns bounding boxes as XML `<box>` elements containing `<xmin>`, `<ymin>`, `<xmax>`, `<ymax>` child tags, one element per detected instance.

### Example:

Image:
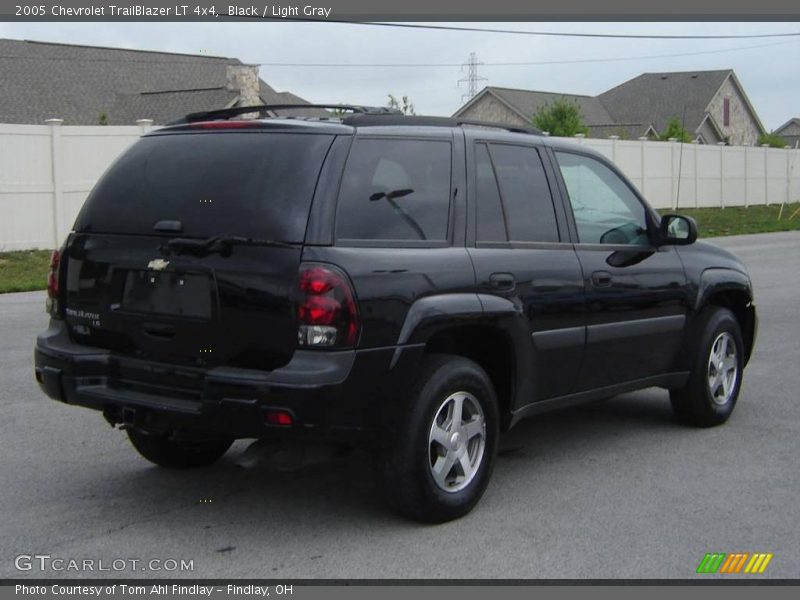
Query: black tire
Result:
<box><xmin>377</xmin><ymin>354</ymin><xmax>499</xmax><ymax>523</ymax></box>
<box><xmin>127</xmin><ymin>428</ymin><xmax>233</xmax><ymax>469</ymax></box>
<box><xmin>670</xmin><ymin>307</ymin><xmax>745</xmax><ymax>427</ymax></box>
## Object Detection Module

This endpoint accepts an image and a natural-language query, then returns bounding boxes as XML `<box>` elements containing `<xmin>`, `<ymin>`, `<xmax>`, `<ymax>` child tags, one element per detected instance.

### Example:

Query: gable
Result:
<box><xmin>598</xmin><ymin>70</ymin><xmax>732</xmax><ymax>134</ymax></box>
<box><xmin>775</xmin><ymin>119</ymin><xmax>800</xmax><ymax>136</ymax></box>
<box><xmin>705</xmin><ymin>72</ymin><xmax>765</xmax><ymax>145</ymax></box>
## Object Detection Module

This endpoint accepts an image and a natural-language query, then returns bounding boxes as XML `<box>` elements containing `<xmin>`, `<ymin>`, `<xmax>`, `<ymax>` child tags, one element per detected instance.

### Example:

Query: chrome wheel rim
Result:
<box><xmin>428</xmin><ymin>391</ymin><xmax>486</xmax><ymax>493</ymax></box>
<box><xmin>707</xmin><ymin>332</ymin><xmax>738</xmax><ymax>405</ymax></box>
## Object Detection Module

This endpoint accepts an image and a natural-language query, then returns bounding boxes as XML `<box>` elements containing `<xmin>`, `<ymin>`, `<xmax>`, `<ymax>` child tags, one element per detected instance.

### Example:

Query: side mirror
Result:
<box><xmin>659</xmin><ymin>214</ymin><xmax>697</xmax><ymax>246</ymax></box>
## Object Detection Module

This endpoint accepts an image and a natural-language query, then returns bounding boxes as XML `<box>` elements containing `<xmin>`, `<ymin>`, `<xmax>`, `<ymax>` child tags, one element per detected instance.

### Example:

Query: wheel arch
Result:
<box><xmin>394</xmin><ymin>293</ymin><xmax>530</xmax><ymax>430</ymax></box>
<box><xmin>693</xmin><ymin>269</ymin><xmax>757</xmax><ymax>365</ymax></box>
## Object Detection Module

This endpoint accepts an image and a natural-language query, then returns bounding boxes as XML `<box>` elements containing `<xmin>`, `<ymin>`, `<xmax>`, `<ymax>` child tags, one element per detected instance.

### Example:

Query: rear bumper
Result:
<box><xmin>34</xmin><ymin>320</ymin><xmax>424</xmax><ymax>441</ymax></box>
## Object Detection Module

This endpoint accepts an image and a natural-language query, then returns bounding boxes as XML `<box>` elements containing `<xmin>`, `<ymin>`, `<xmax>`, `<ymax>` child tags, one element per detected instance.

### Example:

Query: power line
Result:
<box><xmin>220</xmin><ymin>15</ymin><xmax>800</xmax><ymax>40</ymax></box>
<box><xmin>0</xmin><ymin>39</ymin><xmax>794</xmax><ymax>67</ymax></box>
<box><xmin>356</xmin><ymin>21</ymin><xmax>800</xmax><ymax>39</ymax></box>
<box><xmin>256</xmin><ymin>40</ymin><xmax>796</xmax><ymax>67</ymax></box>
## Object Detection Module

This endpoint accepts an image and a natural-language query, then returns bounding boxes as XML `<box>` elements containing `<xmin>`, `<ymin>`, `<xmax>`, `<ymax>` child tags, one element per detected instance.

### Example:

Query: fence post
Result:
<box><xmin>761</xmin><ymin>144</ymin><xmax>769</xmax><ymax>206</ymax></box>
<box><xmin>46</xmin><ymin>118</ymin><xmax>64</xmax><ymax>248</ymax></box>
<box><xmin>639</xmin><ymin>137</ymin><xmax>648</xmax><ymax>197</ymax></box>
<box><xmin>692</xmin><ymin>141</ymin><xmax>699</xmax><ymax>208</ymax></box>
<box><xmin>668</xmin><ymin>138</ymin><xmax>677</xmax><ymax>209</ymax></box>
<box><xmin>743</xmin><ymin>145</ymin><xmax>748</xmax><ymax>208</ymax></box>
<box><xmin>718</xmin><ymin>142</ymin><xmax>726</xmax><ymax>208</ymax></box>
<box><xmin>136</xmin><ymin>118</ymin><xmax>154</xmax><ymax>135</ymax></box>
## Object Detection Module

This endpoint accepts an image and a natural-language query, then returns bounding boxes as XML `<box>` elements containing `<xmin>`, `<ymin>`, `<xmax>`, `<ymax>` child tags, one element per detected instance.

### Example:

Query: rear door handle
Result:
<box><xmin>489</xmin><ymin>273</ymin><xmax>515</xmax><ymax>291</ymax></box>
<box><xmin>591</xmin><ymin>270</ymin><xmax>613</xmax><ymax>287</ymax></box>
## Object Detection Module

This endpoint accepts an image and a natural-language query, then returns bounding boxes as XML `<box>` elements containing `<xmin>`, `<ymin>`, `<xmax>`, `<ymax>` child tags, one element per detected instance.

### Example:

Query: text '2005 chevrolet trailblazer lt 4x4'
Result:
<box><xmin>35</xmin><ymin>105</ymin><xmax>757</xmax><ymax>522</ymax></box>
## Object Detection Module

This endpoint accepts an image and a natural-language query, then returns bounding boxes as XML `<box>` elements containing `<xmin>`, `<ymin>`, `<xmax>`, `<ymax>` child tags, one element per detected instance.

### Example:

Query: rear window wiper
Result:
<box><xmin>164</xmin><ymin>235</ymin><xmax>295</xmax><ymax>256</ymax></box>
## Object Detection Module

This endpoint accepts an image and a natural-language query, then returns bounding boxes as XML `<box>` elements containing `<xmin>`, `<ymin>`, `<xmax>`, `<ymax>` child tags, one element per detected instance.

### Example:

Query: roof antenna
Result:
<box><xmin>674</xmin><ymin>104</ymin><xmax>688</xmax><ymax>211</ymax></box>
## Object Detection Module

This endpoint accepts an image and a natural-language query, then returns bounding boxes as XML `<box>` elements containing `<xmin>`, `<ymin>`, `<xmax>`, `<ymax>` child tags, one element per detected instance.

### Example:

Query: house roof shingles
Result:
<box><xmin>488</xmin><ymin>87</ymin><xmax>614</xmax><ymax>126</ymax></box>
<box><xmin>597</xmin><ymin>69</ymin><xmax>732</xmax><ymax>134</ymax></box>
<box><xmin>456</xmin><ymin>70</ymin><xmax>767</xmax><ymax>141</ymax></box>
<box><xmin>0</xmin><ymin>38</ymin><xmax>321</xmax><ymax>125</ymax></box>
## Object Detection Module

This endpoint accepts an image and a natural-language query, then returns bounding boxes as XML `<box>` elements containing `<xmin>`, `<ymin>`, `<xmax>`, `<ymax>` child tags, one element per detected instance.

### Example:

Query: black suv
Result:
<box><xmin>35</xmin><ymin>105</ymin><xmax>757</xmax><ymax>522</ymax></box>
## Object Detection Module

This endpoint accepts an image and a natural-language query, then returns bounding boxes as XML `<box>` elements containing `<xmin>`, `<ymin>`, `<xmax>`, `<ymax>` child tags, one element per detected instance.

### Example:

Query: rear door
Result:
<box><xmin>549</xmin><ymin>149</ymin><xmax>689</xmax><ymax>390</ymax></box>
<box><xmin>64</xmin><ymin>130</ymin><xmax>336</xmax><ymax>373</ymax></box>
<box><xmin>466</xmin><ymin>136</ymin><xmax>586</xmax><ymax>405</ymax></box>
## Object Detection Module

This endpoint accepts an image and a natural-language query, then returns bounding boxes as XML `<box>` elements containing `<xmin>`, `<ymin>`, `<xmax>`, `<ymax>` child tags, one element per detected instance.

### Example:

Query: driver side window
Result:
<box><xmin>555</xmin><ymin>151</ymin><xmax>650</xmax><ymax>246</ymax></box>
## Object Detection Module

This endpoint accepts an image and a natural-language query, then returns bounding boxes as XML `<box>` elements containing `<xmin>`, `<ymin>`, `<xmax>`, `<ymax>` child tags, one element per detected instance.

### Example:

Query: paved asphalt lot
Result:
<box><xmin>1</xmin><ymin>231</ymin><xmax>798</xmax><ymax>580</ymax></box>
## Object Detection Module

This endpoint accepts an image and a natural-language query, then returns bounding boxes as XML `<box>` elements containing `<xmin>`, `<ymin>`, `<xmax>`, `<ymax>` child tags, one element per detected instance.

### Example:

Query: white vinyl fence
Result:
<box><xmin>1</xmin><ymin>122</ymin><xmax>799</xmax><ymax>251</ymax></box>
<box><xmin>0</xmin><ymin>120</ymin><xmax>153</xmax><ymax>251</ymax></box>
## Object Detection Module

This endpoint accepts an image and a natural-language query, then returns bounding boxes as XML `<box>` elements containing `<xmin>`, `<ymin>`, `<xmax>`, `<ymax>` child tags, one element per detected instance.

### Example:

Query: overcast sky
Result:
<box><xmin>1</xmin><ymin>21</ymin><xmax>798</xmax><ymax>129</ymax></box>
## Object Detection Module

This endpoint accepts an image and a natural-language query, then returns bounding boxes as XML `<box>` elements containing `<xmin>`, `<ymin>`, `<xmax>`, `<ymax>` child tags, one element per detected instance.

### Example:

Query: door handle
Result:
<box><xmin>489</xmin><ymin>273</ymin><xmax>515</xmax><ymax>291</ymax></box>
<box><xmin>591</xmin><ymin>271</ymin><xmax>613</xmax><ymax>287</ymax></box>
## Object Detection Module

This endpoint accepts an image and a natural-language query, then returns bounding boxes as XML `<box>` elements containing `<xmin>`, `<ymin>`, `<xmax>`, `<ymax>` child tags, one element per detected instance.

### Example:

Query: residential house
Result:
<box><xmin>0</xmin><ymin>38</ymin><xmax>324</xmax><ymax>125</ymax></box>
<box><xmin>774</xmin><ymin>118</ymin><xmax>800</xmax><ymax>148</ymax></box>
<box><xmin>454</xmin><ymin>70</ymin><xmax>766</xmax><ymax>145</ymax></box>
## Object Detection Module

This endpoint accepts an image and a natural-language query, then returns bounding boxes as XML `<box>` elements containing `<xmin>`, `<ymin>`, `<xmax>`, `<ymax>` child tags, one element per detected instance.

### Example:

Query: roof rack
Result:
<box><xmin>171</xmin><ymin>104</ymin><xmax>402</xmax><ymax>125</ymax></box>
<box><xmin>168</xmin><ymin>104</ymin><xmax>543</xmax><ymax>137</ymax></box>
<box><xmin>340</xmin><ymin>113</ymin><xmax>542</xmax><ymax>135</ymax></box>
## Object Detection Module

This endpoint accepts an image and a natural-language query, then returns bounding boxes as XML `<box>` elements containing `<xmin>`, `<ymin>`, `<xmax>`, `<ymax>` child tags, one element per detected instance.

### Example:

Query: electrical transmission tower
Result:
<box><xmin>458</xmin><ymin>52</ymin><xmax>487</xmax><ymax>103</ymax></box>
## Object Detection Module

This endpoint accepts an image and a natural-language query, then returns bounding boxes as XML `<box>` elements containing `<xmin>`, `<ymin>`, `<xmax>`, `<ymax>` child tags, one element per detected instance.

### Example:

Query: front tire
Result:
<box><xmin>670</xmin><ymin>307</ymin><xmax>744</xmax><ymax>427</ymax></box>
<box><xmin>377</xmin><ymin>354</ymin><xmax>499</xmax><ymax>523</ymax></box>
<box><xmin>127</xmin><ymin>428</ymin><xmax>233</xmax><ymax>469</ymax></box>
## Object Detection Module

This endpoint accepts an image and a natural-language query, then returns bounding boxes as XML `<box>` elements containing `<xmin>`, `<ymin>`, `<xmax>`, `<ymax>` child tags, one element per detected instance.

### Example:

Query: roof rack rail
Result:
<box><xmin>340</xmin><ymin>113</ymin><xmax>542</xmax><ymax>135</ymax></box>
<box><xmin>171</xmin><ymin>104</ymin><xmax>402</xmax><ymax>125</ymax></box>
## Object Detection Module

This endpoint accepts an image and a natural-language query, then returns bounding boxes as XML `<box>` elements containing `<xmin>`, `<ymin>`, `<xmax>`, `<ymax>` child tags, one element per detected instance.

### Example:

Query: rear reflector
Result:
<box><xmin>265</xmin><ymin>410</ymin><xmax>294</xmax><ymax>426</ymax></box>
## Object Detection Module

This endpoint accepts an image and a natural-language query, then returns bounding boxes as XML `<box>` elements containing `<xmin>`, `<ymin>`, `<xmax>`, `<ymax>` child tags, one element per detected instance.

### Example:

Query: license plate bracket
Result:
<box><xmin>121</xmin><ymin>270</ymin><xmax>213</xmax><ymax>319</ymax></box>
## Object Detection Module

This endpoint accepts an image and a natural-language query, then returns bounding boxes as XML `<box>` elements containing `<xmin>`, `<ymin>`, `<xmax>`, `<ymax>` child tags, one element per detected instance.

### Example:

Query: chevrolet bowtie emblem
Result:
<box><xmin>147</xmin><ymin>258</ymin><xmax>170</xmax><ymax>271</ymax></box>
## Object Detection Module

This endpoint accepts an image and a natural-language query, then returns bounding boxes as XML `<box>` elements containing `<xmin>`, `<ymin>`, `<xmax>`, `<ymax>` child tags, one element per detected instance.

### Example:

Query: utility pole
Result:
<box><xmin>458</xmin><ymin>52</ymin><xmax>487</xmax><ymax>103</ymax></box>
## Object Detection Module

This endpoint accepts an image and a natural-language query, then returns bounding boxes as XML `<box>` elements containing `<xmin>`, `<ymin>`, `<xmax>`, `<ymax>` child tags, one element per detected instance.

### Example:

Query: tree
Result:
<box><xmin>531</xmin><ymin>100</ymin><xmax>588</xmax><ymax>137</ymax></box>
<box><xmin>387</xmin><ymin>94</ymin><xmax>416</xmax><ymax>115</ymax></box>
<box><xmin>758</xmin><ymin>132</ymin><xmax>788</xmax><ymax>148</ymax></box>
<box><xmin>659</xmin><ymin>116</ymin><xmax>692</xmax><ymax>142</ymax></box>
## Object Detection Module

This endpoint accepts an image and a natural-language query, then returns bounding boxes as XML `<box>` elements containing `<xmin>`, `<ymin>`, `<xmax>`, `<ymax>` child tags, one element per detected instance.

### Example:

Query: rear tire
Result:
<box><xmin>670</xmin><ymin>307</ymin><xmax>744</xmax><ymax>427</ymax></box>
<box><xmin>376</xmin><ymin>354</ymin><xmax>499</xmax><ymax>523</ymax></box>
<box><xmin>127</xmin><ymin>428</ymin><xmax>233</xmax><ymax>469</ymax></box>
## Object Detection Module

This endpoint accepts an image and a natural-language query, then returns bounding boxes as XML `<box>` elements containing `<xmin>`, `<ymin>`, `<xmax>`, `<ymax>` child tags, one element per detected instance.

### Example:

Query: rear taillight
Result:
<box><xmin>45</xmin><ymin>249</ymin><xmax>61</xmax><ymax>317</ymax></box>
<box><xmin>297</xmin><ymin>263</ymin><xmax>359</xmax><ymax>348</ymax></box>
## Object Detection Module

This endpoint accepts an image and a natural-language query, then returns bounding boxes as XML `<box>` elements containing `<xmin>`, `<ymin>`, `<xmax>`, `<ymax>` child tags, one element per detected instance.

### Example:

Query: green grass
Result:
<box><xmin>0</xmin><ymin>204</ymin><xmax>799</xmax><ymax>293</ymax></box>
<box><xmin>681</xmin><ymin>202</ymin><xmax>800</xmax><ymax>238</ymax></box>
<box><xmin>0</xmin><ymin>249</ymin><xmax>52</xmax><ymax>293</ymax></box>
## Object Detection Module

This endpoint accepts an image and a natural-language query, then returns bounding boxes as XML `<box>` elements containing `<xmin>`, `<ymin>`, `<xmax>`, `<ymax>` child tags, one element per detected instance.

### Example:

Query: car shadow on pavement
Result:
<box><xmin>61</xmin><ymin>389</ymin><xmax>682</xmax><ymax>531</ymax></box>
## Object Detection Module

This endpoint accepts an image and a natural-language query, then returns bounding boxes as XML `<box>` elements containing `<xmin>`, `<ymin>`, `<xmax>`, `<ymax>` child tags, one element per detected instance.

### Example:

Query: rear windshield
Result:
<box><xmin>75</xmin><ymin>132</ymin><xmax>335</xmax><ymax>242</ymax></box>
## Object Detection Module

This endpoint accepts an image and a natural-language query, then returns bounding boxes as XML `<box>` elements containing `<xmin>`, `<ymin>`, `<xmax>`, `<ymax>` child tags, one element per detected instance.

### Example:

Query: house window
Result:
<box><xmin>723</xmin><ymin>98</ymin><xmax>730</xmax><ymax>127</ymax></box>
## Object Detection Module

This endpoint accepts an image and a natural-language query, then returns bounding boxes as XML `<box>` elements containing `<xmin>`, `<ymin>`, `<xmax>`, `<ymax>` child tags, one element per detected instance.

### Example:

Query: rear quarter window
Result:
<box><xmin>335</xmin><ymin>138</ymin><xmax>452</xmax><ymax>243</ymax></box>
<box><xmin>74</xmin><ymin>132</ymin><xmax>335</xmax><ymax>242</ymax></box>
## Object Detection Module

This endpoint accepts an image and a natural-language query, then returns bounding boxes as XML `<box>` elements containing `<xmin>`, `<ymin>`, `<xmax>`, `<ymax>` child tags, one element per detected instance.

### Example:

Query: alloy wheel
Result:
<box><xmin>428</xmin><ymin>391</ymin><xmax>486</xmax><ymax>493</ymax></box>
